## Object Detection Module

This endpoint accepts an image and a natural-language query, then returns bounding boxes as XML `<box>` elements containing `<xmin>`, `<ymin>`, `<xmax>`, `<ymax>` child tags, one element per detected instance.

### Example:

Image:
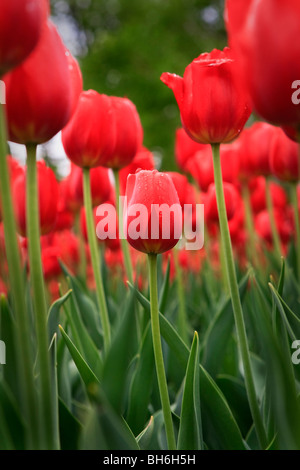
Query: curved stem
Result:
<box><xmin>0</xmin><ymin>104</ymin><xmax>40</xmax><ymax>449</ymax></box>
<box><xmin>148</xmin><ymin>253</ymin><xmax>176</xmax><ymax>450</ymax></box>
<box><xmin>26</xmin><ymin>144</ymin><xmax>58</xmax><ymax>449</ymax></box>
<box><xmin>211</xmin><ymin>143</ymin><xmax>268</xmax><ymax>450</ymax></box>
<box><xmin>83</xmin><ymin>167</ymin><xmax>111</xmax><ymax>353</ymax></box>
<box><xmin>113</xmin><ymin>169</ymin><xmax>133</xmax><ymax>284</ymax></box>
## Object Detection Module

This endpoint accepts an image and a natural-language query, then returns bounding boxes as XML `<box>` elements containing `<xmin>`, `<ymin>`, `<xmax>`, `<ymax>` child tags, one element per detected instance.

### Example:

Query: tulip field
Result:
<box><xmin>1</xmin><ymin>0</ymin><xmax>300</xmax><ymax>454</ymax></box>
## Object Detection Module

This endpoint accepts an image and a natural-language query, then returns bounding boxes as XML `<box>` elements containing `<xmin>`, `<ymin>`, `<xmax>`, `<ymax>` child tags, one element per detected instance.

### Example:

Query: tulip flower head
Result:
<box><xmin>124</xmin><ymin>170</ymin><xmax>182</xmax><ymax>254</ymax></box>
<box><xmin>161</xmin><ymin>47</ymin><xmax>251</xmax><ymax>145</ymax></box>
<box><xmin>62</xmin><ymin>90</ymin><xmax>143</xmax><ymax>170</ymax></box>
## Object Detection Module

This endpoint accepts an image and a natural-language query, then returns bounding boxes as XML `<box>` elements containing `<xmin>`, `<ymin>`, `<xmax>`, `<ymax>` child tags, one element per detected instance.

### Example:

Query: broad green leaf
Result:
<box><xmin>0</xmin><ymin>379</ymin><xmax>25</xmax><ymax>449</ymax></box>
<box><xmin>269</xmin><ymin>283</ymin><xmax>300</xmax><ymax>341</ymax></box>
<box><xmin>63</xmin><ymin>280</ymin><xmax>102</xmax><ymax>380</ymax></box>
<box><xmin>59</xmin><ymin>325</ymin><xmax>99</xmax><ymax>389</ymax></box>
<box><xmin>136</xmin><ymin>416</ymin><xmax>154</xmax><ymax>450</ymax></box>
<box><xmin>49</xmin><ymin>334</ymin><xmax>60</xmax><ymax>450</ymax></box>
<box><xmin>128</xmin><ymin>282</ymin><xmax>246</xmax><ymax>449</ymax></box>
<box><xmin>126</xmin><ymin>321</ymin><xmax>155</xmax><ymax>435</ymax></box>
<box><xmin>216</xmin><ymin>375</ymin><xmax>252</xmax><ymax>438</ymax></box>
<box><xmin>101</xmin><ymin>290</ymin><xmax>137</xmax><ymax>413</ymax></box>
<box><xmin>58</xmin><ymin>398</ymin><xmax>83</xmax><ymax>450</ymax></box>
<box><xmin>249</xmin><ymin>277</ymin><xmax>300</xmax><ymax>449</ymax></box>
<box><xmin>47</xmin><ymin>289</ymin><xmax>72</xmax><ymax>340</ymax></box>
<box><xmin>79</xmin><ymin>386</ymin><xmax>139</xmax><ymax>450</ymax></box>
<box><xmin>201</xmin><ymin>270</ymin><xmax>250</xmax><ymax>377</ymax></box>
<box><xmin>177</xmin><ymin>331</ymin><xmax>203</xmax><ymax>450</ymax></box>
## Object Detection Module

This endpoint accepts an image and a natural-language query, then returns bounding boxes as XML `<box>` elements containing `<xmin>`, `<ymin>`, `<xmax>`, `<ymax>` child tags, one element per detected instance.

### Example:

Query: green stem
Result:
<box><xmin>242</xmin><ymin>183</ymin><xmax>260</xmax><ymax>269</ymax></box>
<box><xmin>113</xmin><ymin>169</ymin><xmax>133</xmax><ymax>284</ymax></box>
<box><xmin>211</xmin><ymin>143</ymin><xmax>268</xmax><ymax>450</ymax></box>
<box><xmin>290</xmin><ymin>182</ymin><xmax>300</xmax><ymax>281</ymax></box>
<box><xmin>173</xmin><ymin>249</ymin><xmax>188</xmax><ymax>345</ymax></box>
<box><xmin>26</xmin><ymin>144</ymin><xmax>59</xmax><ymax>449</ymax></box>
<box><xmin>148</xmin><ymin>253</ymin><xmax>176</xmax><ymax>450</ymax></box>
<box><xmin>0</xmin><ymin>104</ymin><xmax>40</xmax><ymax>449</ymax></box>
<box><xmin>265</xmin><ymin>177</ymin><xmax>282</xmax><ymax>261</ymax></box>
<box><xmin>83</xmin><ymin>167</ymin><xmax>111</xmax><ymax>353</ymax></box>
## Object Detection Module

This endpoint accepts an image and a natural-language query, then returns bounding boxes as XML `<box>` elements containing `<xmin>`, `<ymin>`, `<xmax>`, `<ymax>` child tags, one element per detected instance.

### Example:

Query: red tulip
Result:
<box><xmin>41</xmin><ymin>230</ymin><xmax>80</xmax><ymax>280</ymax></box>
<box><xmin>174</xmin><ymin>127</ymin><xmax>209</xmax><ymax>172</ymax></box>
<box><xmin>249</xmin><ymin>176</ymin><xmax>287</xmax><ymax>214</ymax></box>
<box><xmin>236</xmin><ymin>122</ymin><xmax>278</xmax><ymax>179</ymax></box>
<box><xmin>205</xmin><ymin>182</ymin><xmax>240</xmax><ymax>223</ymax></box>
<box><xmin>225</xmin><ymin>0</ymin><xmax>300</xmax><ymax>127</ymax></box>
<box><xmin>124</xmin><ymin>170</ymin><xmax>182</xmax><ymax>254</ymax></box>
<box><xmin>72</xmin><ymin>165</ymin><xmax>112</xmax><ymax>207</ymax></box>
<box><xmin>255</xmin><ymin>209</ymin><xmax>293</xmax><ymax>248</ymax></box>
<box><xmin>12</xmin><ymin>161</ymin><xmax>59</xmax><ymax>237</ymax></box>
<box><xmin>0</xmin><ymin>0</ymin><xmax>48</xmax><ymax>77</ymax></box>
<box><xmin>187</xmin><ymin>142</ymin><xmax>240</xmax><ymax>192</ymax></box>
<box><xmin>165</xmin><ymin>172</ymin><xmax>190</xmax><ymax>208</ymax></box>
<box><xmin>4</xmin><ymin>20</ymin><xmax>76</xmax><ymax>145</ymax></box>
<box><xmin>161</xmin><ymin>47</ymin><xmax>251</xmax><ymax>144</ymax></box>
<box><xmin>119</xmin><ymin>146</ymin><xmax>155</xmax><ymax>195</ymax></box>
<box><xmin>270</xmin><ymin>127</ymin><xmax>300</xmax><ymax>182</ymax></box>
<box><xmin>62</xmin><ymin>90</ymin><xmax>143</xmax><ymax>169</ymax></box>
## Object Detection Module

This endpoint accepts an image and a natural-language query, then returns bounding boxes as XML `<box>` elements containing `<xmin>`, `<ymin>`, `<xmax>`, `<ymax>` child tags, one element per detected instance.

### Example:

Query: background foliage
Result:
<box><xmin>50</xmin><ymin>0</ymin><xmax>226</xmax><ymax>170</ymax></box>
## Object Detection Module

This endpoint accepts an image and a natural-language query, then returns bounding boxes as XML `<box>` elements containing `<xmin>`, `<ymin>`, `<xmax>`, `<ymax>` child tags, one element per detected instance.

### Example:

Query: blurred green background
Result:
<box><xmin>50</xmin><ymin>0</ymin><xmax>227</xmax><ymax>171</ymax></box>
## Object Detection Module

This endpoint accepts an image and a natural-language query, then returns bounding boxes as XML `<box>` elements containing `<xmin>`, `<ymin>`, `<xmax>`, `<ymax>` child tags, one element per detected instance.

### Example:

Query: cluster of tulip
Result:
<box><xmin>0</xmin><ymin>0</ymin><xmax>300</xmax><ymax>452</ymax></box>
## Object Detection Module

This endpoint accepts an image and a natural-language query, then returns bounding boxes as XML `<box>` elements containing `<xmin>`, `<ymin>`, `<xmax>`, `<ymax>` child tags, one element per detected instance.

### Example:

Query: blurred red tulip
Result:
<box><xmin>12</xmin><ymin>161</ymin><xmax>59</xmax><ymax>237</ymax></box>
<box><xmin>4</xmin><ymin>20</ymin><xmax>76</xmax><ymax>145</ymax></box>
<box><xmin>187</xmin><ymin>142</ymin><xmax>240</xmax><ymax>192</ymax></box>
<box><xmin>205</xmin><ymin>182</ymin><xmax>240</xmax><ymax>223</ymax></box>
<box><xmin>249</xmin><ymin>176</ymin><xmax>287</xmax><ymax>214</ymax></box>
<box><xmin>0</xmin><ymin>0</ymin><xmax>48</xmax><ymax>77</ymax></box>
<box><xmin>62</xmin><ymin>90</ymin><xmax>143</xmax><ymax>169</ymax></box>
<box><xmin>161</xmin><ymin>47</ymin><xmax>251</xmax><ymax>144</ymax></box>
<box><xmin>225</xmin><ymin>0</ymin><xmax>300</xmax><ymax>127</ymax></box>
<box><xmin>72</xmin><ymin>165</ymin><xmax>112</xmax><ymax>207</ymax></box>
<box><xmin>270</xmin><ymin>127</ymin><xmax>300</xmax><ymax>182</ymax></box>
<box><xmin>119</xmin><ymin>146</ymin><xmax>155</xmax><ymax>195</ymax></box>
<box><xmin>174</xmin><ymin>127</ymin><xmax>209</xmax><ymax>172</ymax></box>
<box><xmin>125</xmin><ymin>170</ymin><xmax>182</xmax><ymax>254</ymax></box>
<box><xmin>237</xmin><ymin>122</ymin><xmax>278</xmax><ymax>179</ymax></box>
<box><xmin>255</xmin><ymin>208</ymin><xmax>293</xmax><ymax>248</ymax></box>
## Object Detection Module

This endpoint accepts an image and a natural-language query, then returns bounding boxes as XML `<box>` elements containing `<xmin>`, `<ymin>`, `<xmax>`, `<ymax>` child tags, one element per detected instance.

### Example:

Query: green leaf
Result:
<box><xmin>0</xmin><ymin>379</ymin><xmax>25</xmax><ymax>449</ymax></box>
<box><xmin>63</xmin><ymin>280</ymin><xmax>102</xmax><ymax>380</ymax></box>
<box><xmin>249</xmin><ymin>276</ymin><xmax>300</xmax><ymax>449</ymax></box>
<box><xmin>136</xmin><ymin>416</ymin><xmax>154</xmax><ymax>450</ymax></box>
<box><xmin>201</xmin><ymin>270</ymin><xmax>250</xmax><ymax>377</ymax></box>
<box><xmin>59</xmin><ymin>325</ymin><xmax>100</xmax><ymax>389</ymax></box>
<box><xmin>79</xmin><ymin>386</ymin><xmax>139</xmax><ymax>450</ymax></box>
<box><xmin>126</xmin><ymin>321</ymin><xmax>155</xmax><ymax>435</ymax></box>
<box><xmin>128</xmin><ymin>282</ymin><xmax>246</xmax><ymax>449</ymax></box>
<box><xmin>159</xmin><ymin>254</ymin><xmax>171</xmax><ymax>312</ymax></box>
<box><xmin>101</xmin><ymin>290</ymin><xmax>137</xmax><ymax>413</ymax></box>
<box><xmin>58</xmin><ymin>398</ymin><xmax>83</xmax><ymax>450</ymax></box>
<box><xmin>269</xmin><ymin>283</ymin><xmax>300</xmax><ymax>341</ymax></box>
<box><xmin>47</xmin><ymin>289</ymin><xmax>72</xmax><ymax>340</ymax></box>
<box><xmin>177</xmin><ymin>331</ymin><xmax>203</xmax><ymax>450</ymax></box>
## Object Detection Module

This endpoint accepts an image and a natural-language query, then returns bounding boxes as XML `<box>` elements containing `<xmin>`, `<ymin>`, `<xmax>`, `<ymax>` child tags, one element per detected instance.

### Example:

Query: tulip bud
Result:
<box><xmin>4</xmin><ymin>20</ymin><xmax>77</xmax><ymax>145</ymax></box>
<box><xmin>124</xmin><ymin>170</ymin><xmax>182</xmax><ymax>254</ymax></box>
<box><xmin>12</xmin><ymin>161</ymin><xmax>59</xmax><ymax>237</ymax></box>
<box><xmin>161</xmin><ymin>47</ymin><xmax>251</xmax><ymax>145</ymax></box>
<box><xmin>62</xmin><ymin>90</ymin><xmax>143</xmax><ymax>169</ymax></box>
<box><xmin>0</xmin><ymin>0</ymin><xmax>48</xmax><ymax>77</ymax></box>
<box><xmin>205</xmin><ymin>182</ymin><xmax>240</xmax><ymax>223</ymax></box>
<box><xmin>119</xmin><ymin>146</ymin><xmax>155</xmax><ymax>195</ymax></box>
<box><xmin>270</xmin><ymin>127</ymin><xmax>300</xmax><ymax>182</ymax></box>
<box><xmin>225</xmin><ymin>0</ymin><xmax>300</xmax><ymax>127</ymax></box>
